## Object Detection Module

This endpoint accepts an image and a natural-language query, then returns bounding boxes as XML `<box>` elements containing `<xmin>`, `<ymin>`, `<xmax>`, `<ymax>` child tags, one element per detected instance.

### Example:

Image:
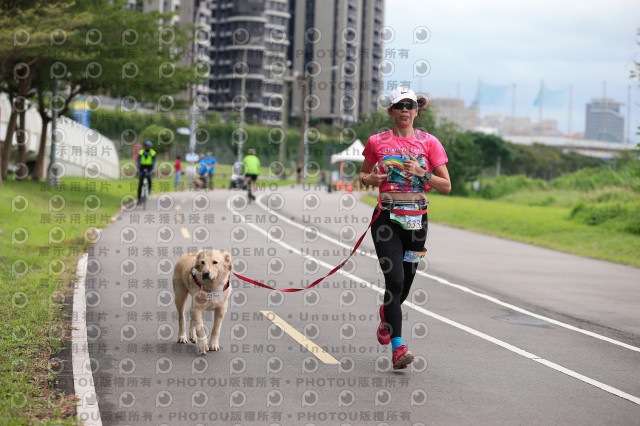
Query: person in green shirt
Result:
<box><xmin>137</xmin><ymin>141</ymin><xmax>156</xmax><ymax>200</ymax></box>
<box><xmin>242</xmin><ymin>148</ymin><xmax>261</xmax><ymax>197</ymax></box>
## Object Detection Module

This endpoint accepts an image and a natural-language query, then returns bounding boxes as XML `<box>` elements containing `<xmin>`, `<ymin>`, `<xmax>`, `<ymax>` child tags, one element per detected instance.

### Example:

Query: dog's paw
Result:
<box><xmin>209</xmin><ymin>342</ymin><xmax>220</xmax><ymax>351</ymax></box>
<box><xmin>177</xmin><ymin>336</ymin><xmax>188</xmax><ymax>344</ymax></box>
<box><xmin>197</xmin><ymin>339</ymin><xmax>208</xmax><ymax>355</ymax></box>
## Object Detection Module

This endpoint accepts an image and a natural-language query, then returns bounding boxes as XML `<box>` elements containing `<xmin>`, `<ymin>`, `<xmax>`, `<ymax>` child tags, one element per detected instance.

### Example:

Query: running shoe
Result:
<box><xmin>377</xmin><ymin>305</ymin><xmax>390</xmax><ymax>345</ymax></box>
<box><xmin>392</xmin><ymin>345</ymin><xmax>414</xmax><ymax>370</ymax></box>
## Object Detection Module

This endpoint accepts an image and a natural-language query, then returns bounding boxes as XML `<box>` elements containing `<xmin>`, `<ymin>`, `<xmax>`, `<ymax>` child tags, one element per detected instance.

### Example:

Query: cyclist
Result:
<box><xmin>206</xmin><ymin>152</ymin><xmax>216</xmax><ymax>190</ymax></box>
<box><xmin>242</xmin><ymin>148</ymin><xmax>261</xmax><ymax>197</ymax></box>
<box><xmin>197</xmin><ymin>154</ymin><xmax>209</xmax><ymax>190</ymax></box>
<box><xmin>137</xmin><ymin>141</ymin><xmax>157</xmax><ymax>201</ymax></box>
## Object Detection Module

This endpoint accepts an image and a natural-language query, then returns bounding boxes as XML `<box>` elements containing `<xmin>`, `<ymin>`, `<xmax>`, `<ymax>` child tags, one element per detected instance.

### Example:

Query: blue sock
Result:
<box><xmin>391</xmin><ymin>337</ymin><xmax>403</xmax><ymax>352</ymax></box>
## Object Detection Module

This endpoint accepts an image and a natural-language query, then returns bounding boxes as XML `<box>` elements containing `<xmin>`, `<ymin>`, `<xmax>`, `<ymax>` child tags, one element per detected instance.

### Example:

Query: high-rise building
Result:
<box><xmin>127</xmin><ymin>0</ymin><xmax>212</xmax><ymax>104</ymax></box>
<box><xmin>289</xmin><ymin>0</ymin><xmax>384</xmax><ymax>125</ymax></box>
<box><xmin>585</xmin><ymin>98</ymin><xmax>625</xmax><ymax>142</ymax></box>
<box><xmin>208</xmin><ymin>0</ymin><xmax>291</xmax><ymax>125</ymax></box>
<box><xmin>129</xmin><ymin>0</ymin><xmax>383</xmax><ymax>125</ymax></box>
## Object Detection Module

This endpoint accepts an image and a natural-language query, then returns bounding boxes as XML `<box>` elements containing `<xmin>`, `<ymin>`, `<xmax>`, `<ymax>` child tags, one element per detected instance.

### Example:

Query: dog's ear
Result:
<box><xmin>223</xmin><ymin>252</ymin><xmax>232</xmax><ymax>271</ymax></box>
<box><xmin>193</xmin><ymin>250</ymin><xmax>204</xmax><ymax>269</ymax></box>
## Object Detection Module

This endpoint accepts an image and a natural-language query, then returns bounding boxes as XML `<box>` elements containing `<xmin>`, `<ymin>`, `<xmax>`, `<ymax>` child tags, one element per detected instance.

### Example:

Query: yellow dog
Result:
<box><xmin>172</xmin><ymin>249</ymin><xmax>233</xmax><ymax>355</ymax></box>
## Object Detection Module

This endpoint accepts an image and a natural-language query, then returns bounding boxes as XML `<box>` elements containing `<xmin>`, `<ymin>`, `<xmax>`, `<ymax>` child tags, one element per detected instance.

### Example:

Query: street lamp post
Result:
<box><xmin>236</xmin><ymin>47</ymin><xmax>251</xmax><ymax>164</ymax></box>
<box><xmin>189</xmin><ymin>82</ymin><xmax>197</xmax><ymax>155</ymax></box>
<box><xmin>278</xmin><ymin>72</ymin><xmax>290</xmax><ymax>178</ymax></box>
<box><xmin>297</xmin><ymin>73</ymin><xmax>310</xmax><ymax>183</ymax></box>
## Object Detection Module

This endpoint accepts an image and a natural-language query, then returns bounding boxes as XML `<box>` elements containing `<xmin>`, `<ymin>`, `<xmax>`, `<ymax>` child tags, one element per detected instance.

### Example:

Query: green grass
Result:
<box><xmin>0</xmin><ymin>177</ymin><xmax>137</xmax><ymax>425</ymax></box>
<box><xmin>363</xmin><ymin>190</ymin><xmax>640</xmax><ymax>268</ymax></box>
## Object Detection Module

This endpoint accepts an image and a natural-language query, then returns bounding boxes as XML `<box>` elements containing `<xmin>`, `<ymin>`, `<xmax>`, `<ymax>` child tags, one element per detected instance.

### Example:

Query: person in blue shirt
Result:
<box><xmin>198</xmin><ymin>154</ymin><xmax>209</xmax><ymax>190</ymax></box>
<box><xmin>206</xmin><ymin>152</ymin><xmax>216</xmax><ymax>190</ymax></box>
<box><xmin>137</xmin><ymin>141</ymin><xmax>156</xmax><ymax>200</ymax></box>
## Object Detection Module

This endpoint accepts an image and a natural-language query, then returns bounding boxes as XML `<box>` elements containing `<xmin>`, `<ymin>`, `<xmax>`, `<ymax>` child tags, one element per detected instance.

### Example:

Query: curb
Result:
<box><xmin>72</xmin><ymin>253</ymin><xmax>102</xmax><ymax>426</ymax></box>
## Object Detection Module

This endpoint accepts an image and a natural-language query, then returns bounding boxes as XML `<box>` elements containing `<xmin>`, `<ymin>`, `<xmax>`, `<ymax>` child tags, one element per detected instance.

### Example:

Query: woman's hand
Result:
<box><xmin>360</xmin><ymin>159</ymin><xmax>386</xmax><ymax>187</ymax></box>
<box><xmin>404</xmin><ymin>154</ymin><xmax>425</xmax><ymax>177</ymax></box>
<box><xmin>362</xmin><ymin>172</ymin><xmax>388</xmax><ymax>187</ymax></box>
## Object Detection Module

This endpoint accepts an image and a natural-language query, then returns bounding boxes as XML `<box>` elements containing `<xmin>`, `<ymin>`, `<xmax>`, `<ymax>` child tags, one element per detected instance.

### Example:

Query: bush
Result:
<box><xmin>626</xmin><ymin>217</ymin><xmax>640</xmax><ymax>235</ymax></box>
<box><xmin>527</xmin><ymin>195</ymin><xmax>556</xmax><ymax>206</ymax></box>
<box><xmin>570</xmin><ymin>202</ymin><xmax>625</xmax><ymax>225</ymax></box>
<box><xmin>553</xmin><ymin>162</ymin><xmax>640</xmax><ymax>192</ymax></box>
<box><xmin>478</xmin><ymin>175</ymin><xmax>549</xmax><ymax>199</ymax></box>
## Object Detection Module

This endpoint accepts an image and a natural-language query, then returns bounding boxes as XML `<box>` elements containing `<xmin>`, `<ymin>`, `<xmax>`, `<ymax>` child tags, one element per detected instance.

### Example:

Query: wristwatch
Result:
<box><xmin>423</xmin><ymin>170</ymin><xmax>432</xmax><ymax>181</ymax></box>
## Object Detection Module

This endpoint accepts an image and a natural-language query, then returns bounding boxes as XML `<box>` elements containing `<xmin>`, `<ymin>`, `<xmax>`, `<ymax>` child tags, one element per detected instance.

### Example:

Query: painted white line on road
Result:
<box><xmin>228</xmin><ymin>195</ymin><xmax>640</xmax><ymax>406</ymax></box>
<box><xmin>260</xmin><ymin>311</ymin><xmax>340</xmax><ymax>365</ymax></box>
<box><xmin>406</xmin><ymin>301</ymin><xmax>640</xmax><ymax>405</ymax></box>
<box><xmin>181</xmin><ymin>228</ymin><xmax>190</xmax><ymax>239</ymax></box>
<box><xmin>252</xmin><ymin>196</ymin><xmax>640</xmax><ymax>354</ymax></box>
<box><xmin>72</xmin><ymin>254</ymin><xmax>103</xmax><ymax>426</ymax></box>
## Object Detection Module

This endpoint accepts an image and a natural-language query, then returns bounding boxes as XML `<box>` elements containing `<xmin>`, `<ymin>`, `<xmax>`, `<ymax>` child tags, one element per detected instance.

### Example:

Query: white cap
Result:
<box><xmin>389</xmin><ymin>86</ymin><xmax>417</xmax><ymax>104</ymax></box>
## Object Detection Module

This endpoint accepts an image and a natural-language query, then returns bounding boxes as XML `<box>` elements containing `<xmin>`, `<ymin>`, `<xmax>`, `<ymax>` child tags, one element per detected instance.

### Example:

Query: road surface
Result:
<box><xmin>83</xmin><ymin>185</ymin><xmax>640</xmax><ymax>425</ymax></box>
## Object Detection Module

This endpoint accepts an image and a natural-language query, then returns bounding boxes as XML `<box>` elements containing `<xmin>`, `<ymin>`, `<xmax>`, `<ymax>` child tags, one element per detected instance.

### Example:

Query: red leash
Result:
<box><xmin>231</xmin><ymin>198</ymin><xmax>426</xmax><ymax>292</ymax></box>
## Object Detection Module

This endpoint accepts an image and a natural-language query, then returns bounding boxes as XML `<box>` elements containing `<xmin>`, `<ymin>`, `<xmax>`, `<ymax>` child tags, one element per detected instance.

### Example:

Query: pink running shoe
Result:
<box><xmin>377</xmin><ymin>305</ymin><xmax>390</xmax><ymax>345</ymax></box>
<box><xmin>392</xmin><ymin>345</ymin><xmax>414</xmax><ymax>370</ymax></box>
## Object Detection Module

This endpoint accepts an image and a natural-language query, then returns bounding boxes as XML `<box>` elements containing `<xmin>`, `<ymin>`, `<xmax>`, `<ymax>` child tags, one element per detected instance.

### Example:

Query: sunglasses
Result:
<box><xmin>391</xmin><ymin>101</ymin><xmax>416</xmax><ymax>110</ymax></box>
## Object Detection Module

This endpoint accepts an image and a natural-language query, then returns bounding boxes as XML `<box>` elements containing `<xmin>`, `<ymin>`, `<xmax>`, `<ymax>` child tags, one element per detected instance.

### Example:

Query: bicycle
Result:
<box><xmin>139</xmin><ymin>170</ymin><xmax>150</xmax><ymax>210</ymax></box>
<box><xmin>247</xmin><ymin>180</ymin><xmax>254</xmax><ymax>204</ymax></box>
<box><xmin>244</xmin><ymin>174</ymin><xmax>257</xmax><ymax>204</ymax></box>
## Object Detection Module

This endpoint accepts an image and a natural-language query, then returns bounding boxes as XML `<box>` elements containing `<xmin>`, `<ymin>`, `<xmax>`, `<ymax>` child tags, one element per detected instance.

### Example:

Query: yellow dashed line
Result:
<box><xmin>181</xmin><ymin>228</ymin><xmax>190</xmax><ymax>239</ymax></box>
<box><xmin>260</xmin><ymin>310</ymin><xmax>340</xmax><ymax>365</ymax></box>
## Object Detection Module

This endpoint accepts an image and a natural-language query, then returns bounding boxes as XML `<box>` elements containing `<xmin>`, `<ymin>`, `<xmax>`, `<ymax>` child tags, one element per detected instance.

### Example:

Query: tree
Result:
<box><xmin>0</xmin><ymin>1</ymin><xmax>88</xmax><ymax>185</ymax></box>
<box><xmin>0</xmin><ymin>1</ymin><xmax>62</xmax><ymax>80</ymax></box>
<box><xmin>435</xmin><ymin>123</ymin><xmax>482</xmax><ymax>195</ymax></box>
<box><xmin>32</xmin><ymin>0</ymin><xmax>198</xmax><ymax>181</ymax></box>
<box><xmin>469</xmin><ymin>132</ymin><xmax>513</xmax><ymax>174</ymax></box>
<box><xmin>1</xmin><ymin>0</ymin><xmax>200</xmax><ymax>184</ymax></box>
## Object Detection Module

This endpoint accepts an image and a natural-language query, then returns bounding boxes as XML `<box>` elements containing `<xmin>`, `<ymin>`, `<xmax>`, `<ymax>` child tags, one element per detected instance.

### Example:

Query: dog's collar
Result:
<box><xmin>191</xmin><ymin>268</ymin><xmax>230</xmax><ymax>293</ymax></box>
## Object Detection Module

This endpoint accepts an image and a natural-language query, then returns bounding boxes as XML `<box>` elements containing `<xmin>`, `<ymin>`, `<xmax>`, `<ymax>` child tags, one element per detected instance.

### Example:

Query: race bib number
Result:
<box><xmin>389</xmin><ymin>206</ymin><xmax>423</xmax><ymax>230</ymax></box>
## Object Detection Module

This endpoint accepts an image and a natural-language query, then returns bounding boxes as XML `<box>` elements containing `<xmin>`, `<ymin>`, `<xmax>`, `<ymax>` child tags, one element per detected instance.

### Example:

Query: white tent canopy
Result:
<box><xmin>330</xmin><ymin>139</ymin><xmax>365</xmax><ymax>164</ymax></box>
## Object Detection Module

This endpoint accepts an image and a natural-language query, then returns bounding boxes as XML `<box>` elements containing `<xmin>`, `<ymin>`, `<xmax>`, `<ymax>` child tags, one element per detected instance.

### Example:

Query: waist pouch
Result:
<box><xmin>378</xmin><ymin>198</ymin><xmax>428</xmax><ymax>230</ymax></box>
<box><xmin>379</xmin><ymin>198</ymin><xmax>428</xmax><ymax>216</ymax></box>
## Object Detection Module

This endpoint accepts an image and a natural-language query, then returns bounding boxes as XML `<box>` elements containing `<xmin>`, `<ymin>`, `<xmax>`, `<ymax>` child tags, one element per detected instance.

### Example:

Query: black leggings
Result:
<box><xmin>371</xmin><ymin>208</ymin><xmax>428</xmax><ymax>339</ymax></box>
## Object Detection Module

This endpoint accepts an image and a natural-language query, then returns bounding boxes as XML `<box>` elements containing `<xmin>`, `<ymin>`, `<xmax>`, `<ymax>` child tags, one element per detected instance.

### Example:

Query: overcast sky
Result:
<box><xmin>383</xmin><ymin>0</ymin><xmax>640</xmax><ymax>142</ymax></box>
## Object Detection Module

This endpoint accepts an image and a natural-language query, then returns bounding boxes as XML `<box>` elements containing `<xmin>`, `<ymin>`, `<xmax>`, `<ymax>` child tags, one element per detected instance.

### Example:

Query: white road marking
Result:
<box><xmin>227</xmin><ymin>195</ymin><xmax>640</xmax><ymax>406</ymax></box>
<box><xmin>252</xmin><ymin>196</ymin><xmax>640</xmax><ymax>353</ymax></box>
<box><xmin>72</xmin><ymin>254</ymin><xmax>103</xmax><ymax>425</ymax></box>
